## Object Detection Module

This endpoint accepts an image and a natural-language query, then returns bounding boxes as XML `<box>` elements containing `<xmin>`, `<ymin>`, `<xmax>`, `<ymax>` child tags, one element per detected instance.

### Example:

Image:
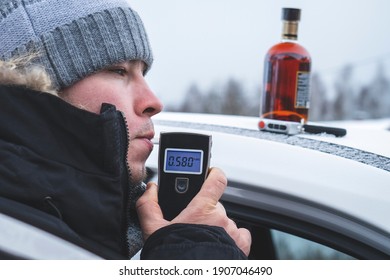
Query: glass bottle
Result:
<box><xmin>260</xmin><ymin>8</ymin><xmax>311</xmax><ymax>123</ymax></box>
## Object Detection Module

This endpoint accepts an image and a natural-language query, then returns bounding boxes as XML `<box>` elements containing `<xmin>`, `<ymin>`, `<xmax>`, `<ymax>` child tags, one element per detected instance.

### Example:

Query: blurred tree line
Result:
<box><xmin>165</xmin><ymin>63</ymin><xmax>390</xmax><ymax>121</ymax></box>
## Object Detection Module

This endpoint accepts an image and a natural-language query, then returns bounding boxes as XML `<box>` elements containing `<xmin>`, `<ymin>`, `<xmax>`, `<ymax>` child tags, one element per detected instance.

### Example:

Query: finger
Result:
<box><xmin>136</xmin><ymin>182</ymin><xmax>159</xmax><ymax>211</ymax></box>
<box><xmin>194</xmin><ymin>167</ymin><xmax>227</xmax><ymax>204</ymax></box>
<box><xmin>136</xmin><ymin>182</ymin><xmax>167</xmax><ymax>240</ymax></box>
<box><xmin>222</xmin><ymin>217</ymin><xmax>251</xmax><ymax>256</ymax></box>
<box><xmin>236</xmin><ymin>227</ymin><xmax>252</xmax><ymax>256</ymax></box>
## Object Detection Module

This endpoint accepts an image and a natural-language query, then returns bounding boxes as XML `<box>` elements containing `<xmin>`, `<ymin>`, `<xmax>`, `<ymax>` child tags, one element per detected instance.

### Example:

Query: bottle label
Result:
<box><xmin>295</xmin><ymin>71</ymin><xmax>310</xmax><ymax>108</ymax></box>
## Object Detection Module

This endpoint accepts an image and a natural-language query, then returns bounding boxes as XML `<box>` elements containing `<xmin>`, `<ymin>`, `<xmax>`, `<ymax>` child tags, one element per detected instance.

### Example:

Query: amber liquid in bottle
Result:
<box><xmin>261</xmin><ymin>8</ymin><xmax>311</xmax><ymax>123</ymax></box>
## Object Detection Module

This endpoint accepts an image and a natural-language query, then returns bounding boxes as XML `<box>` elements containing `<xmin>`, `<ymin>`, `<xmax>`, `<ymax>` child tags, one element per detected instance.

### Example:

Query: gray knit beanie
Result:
<box><xmin>0</xmin><ymin>0</ymin><xmax>153</xmax><ymax>89</ymax></box>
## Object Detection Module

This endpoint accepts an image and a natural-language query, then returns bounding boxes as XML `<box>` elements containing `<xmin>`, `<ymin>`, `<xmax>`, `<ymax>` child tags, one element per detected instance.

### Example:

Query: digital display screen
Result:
<box><xmin>164</xmin><ymin>148</ymin><xmax>203</xmax><ymax>174</ymax></box>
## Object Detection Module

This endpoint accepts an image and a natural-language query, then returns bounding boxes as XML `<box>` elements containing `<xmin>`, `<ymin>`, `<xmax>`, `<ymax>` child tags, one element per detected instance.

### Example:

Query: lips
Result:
<box><xmin>134</xmin><ymin>132</ymin><xmax>155</xmax><ymax>151</ymax></box>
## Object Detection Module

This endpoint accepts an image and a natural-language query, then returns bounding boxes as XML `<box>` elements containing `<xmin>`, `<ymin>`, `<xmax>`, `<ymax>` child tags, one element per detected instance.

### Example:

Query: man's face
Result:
<box><xmin>60</xmin><ymin>60</ymin><xmax>163</xmax><ymax>184</ymax></box>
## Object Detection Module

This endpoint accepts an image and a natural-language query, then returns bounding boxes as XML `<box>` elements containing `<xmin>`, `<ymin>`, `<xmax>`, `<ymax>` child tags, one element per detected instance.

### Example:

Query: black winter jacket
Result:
<box><xmin>0</xmin><ymin>85</ymin><xmax>246</xmax><ymax>260</ymax></box>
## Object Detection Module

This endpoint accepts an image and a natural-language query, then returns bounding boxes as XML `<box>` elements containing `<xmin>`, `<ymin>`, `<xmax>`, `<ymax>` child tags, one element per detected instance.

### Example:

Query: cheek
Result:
<box><xmin>62</xmin><ymin>81</ymin><xmax>118</xmax><ymax>114</ymax></box>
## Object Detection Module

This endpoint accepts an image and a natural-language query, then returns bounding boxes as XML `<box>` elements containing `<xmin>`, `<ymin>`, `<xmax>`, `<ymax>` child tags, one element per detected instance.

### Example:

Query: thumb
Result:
<box><xmin>191</xmin><ymin>167</ymin><xmax>227</xmax><ymax>206</ymax></box>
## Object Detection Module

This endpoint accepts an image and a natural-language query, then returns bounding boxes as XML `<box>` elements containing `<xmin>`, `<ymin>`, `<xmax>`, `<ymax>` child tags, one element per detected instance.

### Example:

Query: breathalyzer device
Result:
<box><xmin>158</xmin><ymin>132</ymin><xmax>212</xmax><ymax>220</ymax></box>
<box><xmin>258</xmin><ymin>118</ymin><xmax>347</xmax><ymax>137</ymax></box>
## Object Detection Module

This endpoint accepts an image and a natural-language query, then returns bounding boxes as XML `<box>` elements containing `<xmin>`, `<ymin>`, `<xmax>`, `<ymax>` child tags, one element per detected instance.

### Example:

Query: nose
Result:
<box><xmin>136</xmin><ymin>80</ymin><xmax>163</xmax><ymax>117</ymax></box>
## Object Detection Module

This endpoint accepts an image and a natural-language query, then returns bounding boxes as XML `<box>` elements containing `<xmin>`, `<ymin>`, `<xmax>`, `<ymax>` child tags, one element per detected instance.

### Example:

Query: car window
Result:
<box><xmin>271</xmin><ymin>229</ymin><xmax>355</xmax><ymax>260</ymax></box>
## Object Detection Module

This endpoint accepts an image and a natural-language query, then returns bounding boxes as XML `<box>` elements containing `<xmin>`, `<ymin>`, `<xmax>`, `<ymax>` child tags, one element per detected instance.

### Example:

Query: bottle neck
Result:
<box><xmin>281</xmin><ymin>21</ymin><xmax>299</xmax><ymax>41</ymax></box>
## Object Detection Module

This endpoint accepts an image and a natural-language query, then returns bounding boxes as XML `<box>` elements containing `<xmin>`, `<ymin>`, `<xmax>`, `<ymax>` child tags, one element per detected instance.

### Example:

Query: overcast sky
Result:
<box><xmin>130</xmin><ymin>0</ymin><xmax>390</xmax><ymax>107</ymax></box>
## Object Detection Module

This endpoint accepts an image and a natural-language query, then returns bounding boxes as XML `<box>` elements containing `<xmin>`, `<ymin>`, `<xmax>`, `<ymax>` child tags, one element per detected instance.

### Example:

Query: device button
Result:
<box><xmin>175</xmin><ymin>177</ymin><xmax>189</xmax><ymax>194</ymax></box>
<box><xmin>259</xmin><ymin>120</ymin><xmax>266</xmax><ymax>129</ymax></box>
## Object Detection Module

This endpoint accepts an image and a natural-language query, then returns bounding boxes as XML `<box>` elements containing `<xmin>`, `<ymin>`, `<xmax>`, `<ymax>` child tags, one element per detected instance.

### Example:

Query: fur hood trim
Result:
<box><xmin>0</xmin><ymin>59</ymin><xmax>57</xmax><ymax>95</ymax></box>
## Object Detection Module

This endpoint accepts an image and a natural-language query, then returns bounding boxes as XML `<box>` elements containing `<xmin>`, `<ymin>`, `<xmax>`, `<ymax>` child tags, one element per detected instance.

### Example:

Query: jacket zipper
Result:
<box><xmin>118</xmin><ymin>111</ymin><xmax>132</xmax><ymax>259</ymax></box>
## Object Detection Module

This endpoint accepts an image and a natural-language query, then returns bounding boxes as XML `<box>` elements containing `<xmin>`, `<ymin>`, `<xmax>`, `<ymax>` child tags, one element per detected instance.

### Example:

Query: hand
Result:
<box><xmin>136</xmin><ymin>167</ymin><xmax>252</xmax><ymax>256</ymax></box>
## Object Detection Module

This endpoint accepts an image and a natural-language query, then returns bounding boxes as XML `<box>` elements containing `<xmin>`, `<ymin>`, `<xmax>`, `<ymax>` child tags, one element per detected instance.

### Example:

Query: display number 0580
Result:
<box><xmin>168</xmin><ymin>156</ymin><xmax>195</xmax><ymax>167</ymax></box>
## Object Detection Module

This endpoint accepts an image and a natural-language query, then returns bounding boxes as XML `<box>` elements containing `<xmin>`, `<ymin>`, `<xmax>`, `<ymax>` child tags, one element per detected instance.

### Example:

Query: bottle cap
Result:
<box><xmin>282</xmin><ymin>8</ymin><xmax>301</xmax><ymax>21</ymax></box>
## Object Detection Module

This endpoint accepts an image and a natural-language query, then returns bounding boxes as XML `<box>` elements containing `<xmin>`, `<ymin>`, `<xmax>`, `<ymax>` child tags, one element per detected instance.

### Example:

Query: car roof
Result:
<box><xmin>148</xmin><ymin>112</ymin><xmax>390</xmax><ymax>233</ymax></box>
<box><xmin>153</xmin><ymin>112</ymin><xmax>390</xmax><ymax>158</ymax></box>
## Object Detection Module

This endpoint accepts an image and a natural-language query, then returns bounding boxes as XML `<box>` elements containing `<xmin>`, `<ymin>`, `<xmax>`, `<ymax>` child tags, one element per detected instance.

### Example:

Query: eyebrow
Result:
<box><xmin>105</xmin><ymin>60</ymin><xmax>147</xmax><ymax>76</ymax></box>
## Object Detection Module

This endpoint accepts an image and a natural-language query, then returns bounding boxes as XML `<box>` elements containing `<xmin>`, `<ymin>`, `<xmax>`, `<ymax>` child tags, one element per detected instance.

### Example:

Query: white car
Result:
<box><xmin>146</xmin><ymin>112</ymin><xmax>390</xmax><ymax>260</ymax></box>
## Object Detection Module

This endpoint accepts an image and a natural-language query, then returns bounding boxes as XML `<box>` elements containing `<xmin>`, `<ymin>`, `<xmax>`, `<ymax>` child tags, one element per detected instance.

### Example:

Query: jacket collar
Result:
<box><xmin>0</xmin><ymin>85</ymin><xmax>127</xmax><ymax>175</ymax></box>
<box><xmin>0</xmin><ymin>85</ymin><xmax>134</xmax><ymax>258</ymax></box>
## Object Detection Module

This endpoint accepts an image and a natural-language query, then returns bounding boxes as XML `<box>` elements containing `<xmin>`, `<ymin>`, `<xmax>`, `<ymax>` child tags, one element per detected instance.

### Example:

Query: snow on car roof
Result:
<box><xmin>153</xmin><ymin>112</ymin><xmax>390</xmax><ymax>172</ymax></box>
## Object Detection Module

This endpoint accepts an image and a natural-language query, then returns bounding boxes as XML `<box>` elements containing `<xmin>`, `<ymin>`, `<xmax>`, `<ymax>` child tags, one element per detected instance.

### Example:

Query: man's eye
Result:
<box><xmin>109</xmin><ymin>68</ymin><xmax>127</xmax><ymax>76</ymax></box>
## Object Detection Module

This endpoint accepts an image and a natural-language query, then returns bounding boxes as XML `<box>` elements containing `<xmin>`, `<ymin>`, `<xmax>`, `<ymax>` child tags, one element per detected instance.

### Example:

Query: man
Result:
<box><xmin>0</xmin><ymin>0</ymin><xmax>251</xmax><ymax>259</ymax></box>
